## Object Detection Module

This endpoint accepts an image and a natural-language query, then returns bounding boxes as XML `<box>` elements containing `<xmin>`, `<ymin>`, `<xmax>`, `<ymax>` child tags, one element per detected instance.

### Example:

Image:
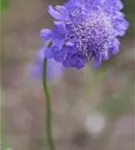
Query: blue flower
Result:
<box><xmin>40</xmin><ymin>0</ymin><xmax>129</xmax><ymax>69</ymax></box>
<box><xmin>33</xmin><ymin>44</ymin><xmax>64</xmax><ymax>79</ymax></box>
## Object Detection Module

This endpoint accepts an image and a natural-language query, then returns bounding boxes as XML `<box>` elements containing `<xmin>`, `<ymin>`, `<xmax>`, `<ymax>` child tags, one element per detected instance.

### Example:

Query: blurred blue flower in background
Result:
<box><xmin>40</xmin><ymin>0</ymin><xmax>129</xmax><ymax>69</ymax></box>
<box><xmin>33</xmin><ymin>44</ymin><xmax>64</xmax><ymax>79</ymax></box>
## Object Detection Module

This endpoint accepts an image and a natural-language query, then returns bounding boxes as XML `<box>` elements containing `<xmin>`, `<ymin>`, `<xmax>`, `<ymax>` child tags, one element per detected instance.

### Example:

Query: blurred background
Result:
<box><xmin>0</xmin><ymin>0</ymin><xmax>135</xmax><ymax>150</ymax></box>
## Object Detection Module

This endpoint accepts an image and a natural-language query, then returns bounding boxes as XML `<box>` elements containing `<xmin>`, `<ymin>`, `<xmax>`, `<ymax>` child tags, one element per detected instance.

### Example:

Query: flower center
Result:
<box><xmin>66</xmin><ymin>9</ymin><xmax>115</xmax><ymax>60</ymax></box>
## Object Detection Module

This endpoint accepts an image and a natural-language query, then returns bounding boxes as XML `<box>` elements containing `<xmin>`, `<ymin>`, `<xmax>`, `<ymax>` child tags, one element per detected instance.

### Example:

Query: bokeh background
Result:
<box><xmin>0</xmin><ymin>0</ymin><xmax>135</xmax><ymax>150</ymax></box>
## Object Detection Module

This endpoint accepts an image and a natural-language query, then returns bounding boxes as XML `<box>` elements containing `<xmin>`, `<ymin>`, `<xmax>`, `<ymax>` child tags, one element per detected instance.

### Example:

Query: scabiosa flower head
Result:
<box><xmin>40</xmin><ymin>0</ymin><xmax>129</xmax><ymax>69</ymax></box>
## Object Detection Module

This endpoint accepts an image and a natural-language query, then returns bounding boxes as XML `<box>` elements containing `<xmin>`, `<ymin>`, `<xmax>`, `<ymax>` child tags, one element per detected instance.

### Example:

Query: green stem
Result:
<box><xmin>0</xmin><ymin>94</ymin><xmax>8</xmax><ymax>150</ymax></box>
<box><xmin>42</xmin><ymin>58</ymin><xmax>55</xmax><ymax>150</ymax></box>
<box><xmin>1</xmin><ymin>98</ymin><xmax>5</xmax><ymax>150</ymax></box>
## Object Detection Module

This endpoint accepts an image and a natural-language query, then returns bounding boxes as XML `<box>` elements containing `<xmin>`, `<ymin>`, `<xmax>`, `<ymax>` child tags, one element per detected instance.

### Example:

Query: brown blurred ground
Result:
<box><xmin>1</xmin><ymin>0</ymin><xmax>135</xmax><ymax>150</ymax></box>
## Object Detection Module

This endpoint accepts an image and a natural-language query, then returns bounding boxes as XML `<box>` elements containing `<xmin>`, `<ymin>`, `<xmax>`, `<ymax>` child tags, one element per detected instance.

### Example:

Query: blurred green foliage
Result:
<box><xmin>98</xmin><ymin>79</ymin><xmax>132</xmax><ymax>116</ymax></box>
<box><xmin>99</xmin><ymin>96</ymin><xmax>129</xmax><ymax>116</ymax></box>
<box><xmin>0</xmin><ymin>0</ymin><xmax>9</xmax><ymax>12</ymax></box>
<box><xmin>123</xmin><ymin>0</ymin><xmax>135</xmax><ymax>34</ymax></box>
